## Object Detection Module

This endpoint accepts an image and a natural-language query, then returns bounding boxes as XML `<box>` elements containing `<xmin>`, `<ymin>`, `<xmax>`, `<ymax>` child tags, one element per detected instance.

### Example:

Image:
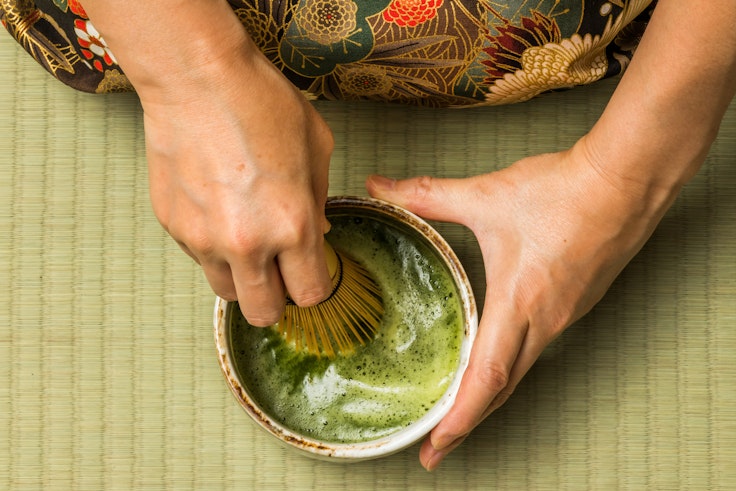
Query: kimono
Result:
<box><xmin>2</xmin><ymin>0</ymin><xmax>655</xmax><ymax>106</ymax></box>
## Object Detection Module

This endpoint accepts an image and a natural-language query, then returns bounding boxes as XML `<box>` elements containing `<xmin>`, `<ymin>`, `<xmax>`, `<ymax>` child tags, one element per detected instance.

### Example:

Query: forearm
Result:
<box><xmin>585</xmin><ymin>0</ymin><xmax>736</xmax><ymax>197</ymax></box>
<box><xmin>80</xmin><ymin>0</ymin><xmax>255</xmax><ymax>103</ymax></box>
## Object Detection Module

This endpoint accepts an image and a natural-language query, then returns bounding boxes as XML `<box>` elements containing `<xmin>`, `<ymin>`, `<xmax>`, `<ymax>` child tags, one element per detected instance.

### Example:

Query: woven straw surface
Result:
<box><xmin>2</xmin><ymin>33</ymin><xmax>735</xmax><ymax>490</ymax></box>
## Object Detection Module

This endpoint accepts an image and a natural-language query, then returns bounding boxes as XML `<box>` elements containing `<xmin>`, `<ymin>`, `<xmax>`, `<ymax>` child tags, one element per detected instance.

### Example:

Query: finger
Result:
<box><xmin>423</xmin><ymin>333</ymin><xmax>547</xmax><ymax>471</ymax></box>
<box><xmin>230</xmin><ymin>256</ymin><xmax>286</xmax><ymax>327</ymax></box>
<box><xmin>200</xmin><ymin>259</ymin><xmax>237</xmax><ymax>301</ymax></box>
<box><xmin>366</xmin><ymin>174</ymin><xmax>475</xmax><ymax>225</ymax></box>
<box><xmin>429</xmin><ymin>301</ymin><xmax>528</xmax><ymax>451</ymax></box>
<box><xmin>277</xmin><ymin>236</ymin><xmax>332</xmax><ymax>308</ymax></box>
<box><xmin>419</xmin><ymin>433</ymin><xmax>466</xmax><ymax>472</ymax></box>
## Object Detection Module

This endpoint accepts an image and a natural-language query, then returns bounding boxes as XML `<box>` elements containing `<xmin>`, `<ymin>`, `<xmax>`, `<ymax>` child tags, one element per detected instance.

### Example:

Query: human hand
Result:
<box><xmin>367</xmin><ymin>138</ymin><xmax>679</xmax><ymax>470</ymax></box>
<box><xmin>142</xmin><ymin>45</ymin><xmax>335</xmax><ymax>326</ymax></box>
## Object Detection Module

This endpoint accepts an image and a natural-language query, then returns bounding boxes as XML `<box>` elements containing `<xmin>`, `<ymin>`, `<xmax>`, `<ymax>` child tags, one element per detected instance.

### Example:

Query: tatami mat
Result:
<box><xmin>2</xmin><ymin>32</ymin><xmax>735</xmax><ymax>490</ymax></box>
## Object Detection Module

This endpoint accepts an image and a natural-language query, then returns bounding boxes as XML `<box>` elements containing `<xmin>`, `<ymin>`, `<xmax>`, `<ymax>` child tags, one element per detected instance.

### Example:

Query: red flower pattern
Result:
<box><xmin>74</xmin><ymin>18</ymin><xmax>116</xmax><ymax>72</ymax></box>
<box><xmin>382</xmin><ymin>0</ymin><xmax>443</xmax><ymax>27</ymax></box>
<box><xmin>68</xmin><ymin>0</ymin><xmax>88</xmax><ymax>19</ymax></box>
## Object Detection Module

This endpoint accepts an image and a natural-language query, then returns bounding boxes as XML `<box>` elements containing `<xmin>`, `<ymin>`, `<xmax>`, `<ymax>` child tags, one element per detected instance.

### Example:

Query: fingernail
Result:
<box><xmin>368</xmin><ymin>174</ymin><xmax>396</xmax><ymax>190</ymax></box>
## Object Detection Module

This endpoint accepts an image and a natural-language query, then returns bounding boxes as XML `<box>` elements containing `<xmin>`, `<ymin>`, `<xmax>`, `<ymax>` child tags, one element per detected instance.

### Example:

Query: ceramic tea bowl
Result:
<box><xmin>214</xmin><ymin>196</ymin><xmax>477</xmax><ymax>461</ymax></box>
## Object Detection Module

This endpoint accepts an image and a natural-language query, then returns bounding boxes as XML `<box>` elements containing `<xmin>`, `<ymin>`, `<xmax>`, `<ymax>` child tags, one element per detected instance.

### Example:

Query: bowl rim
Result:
<box><xmin>213</xmin><ymin>195</ymin><xmax>478</xmax><ymax>461</ymax></box>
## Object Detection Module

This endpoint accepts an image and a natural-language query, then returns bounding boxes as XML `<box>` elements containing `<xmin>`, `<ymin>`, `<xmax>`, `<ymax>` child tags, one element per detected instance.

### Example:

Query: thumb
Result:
<box><xmin>366</xmin><ymin>174</ymin><xmax>469</xmax><ymax>224</ymax></box>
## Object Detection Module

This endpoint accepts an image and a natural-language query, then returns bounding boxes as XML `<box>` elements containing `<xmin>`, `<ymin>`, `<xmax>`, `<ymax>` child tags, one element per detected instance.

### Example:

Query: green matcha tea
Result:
<box><xmin>230</xmin><ymin>211</ymin><xmax>463</xmax><ymax>444</ymax></box>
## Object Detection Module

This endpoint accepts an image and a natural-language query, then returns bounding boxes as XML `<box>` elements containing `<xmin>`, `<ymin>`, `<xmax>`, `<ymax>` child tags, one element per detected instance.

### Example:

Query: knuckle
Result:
<box><xmin>167</xmin><ymin>221</ymin><xmax>218</xmax><ymax>259</ymax></box>
<box><xmin>187</xmin><ymin>232</ymin><xmax>217</xmax><ymax>258</ymax></box>
<box><xmin>404</xmin><ymin>176</ymin><xmax>435</xmax><ymax>212</ymax></box>
<box><xmin>413</xmin><ymin>175</ymin><xmax>434</xmax><ymax>200</ymax></box>
<box><xmin>278</xmin><ymin>219</ymin><xmax>309</xmax><ymax>248</ymax></box>
<box><xmin>547</xmin><ymin>310</ymin><xmax>573</xmax><ymax>339</ymax></box>
<box><xmin>272</xmin><ymin>211</ymin><xmax>321</xmax><ymax>252</ymax></box>
<box><xmin>224</xmin><ymin>233</ymin><xmax>255</xmax><ymax>257</ymax></box>
<box><xmin>263</xmin><ymin>202</ymin><xmax>310</xmax><ymax>242</ymax></box>
<box><xmin>475</xmin><ymin>361</ymin><xmax>510</xmax><ymax>396</ymax></box>
<box><xmin>217</xmin><ymin>225</ymin><xmax>264</xmax><ymax>259</ymax></box>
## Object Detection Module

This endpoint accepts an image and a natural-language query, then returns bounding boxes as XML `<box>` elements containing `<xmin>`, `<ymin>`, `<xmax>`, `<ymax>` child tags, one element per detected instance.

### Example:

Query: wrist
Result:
<box><xmin>579</xmin><ymin>0</ymin><xmax>736</xmax><ymax>200</ymax></box>
<box><xmin>582</xmin><ymin>114</ymin><xmax>709</xmax><ymax>199</ymax></box>
<box><xmin>82</xmin><ymin>0</ymin><xmax>256</xmax><ymax>104</ymax></box>
<box><xmin>570</xmin><ymin>132</ymin><xmax>685</xmax><ymax>224</ymax></box>
<box><xmin>132</xmin><ymin>31</ymin><xmax>257</xmax><ymax>108</ymax></box>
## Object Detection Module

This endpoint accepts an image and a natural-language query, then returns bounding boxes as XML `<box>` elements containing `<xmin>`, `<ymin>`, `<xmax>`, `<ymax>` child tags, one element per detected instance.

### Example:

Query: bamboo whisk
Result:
<box><xmin>278</xmin><ymin>241</ymin><xmax>383</xmax><ymax>358</ymax></box>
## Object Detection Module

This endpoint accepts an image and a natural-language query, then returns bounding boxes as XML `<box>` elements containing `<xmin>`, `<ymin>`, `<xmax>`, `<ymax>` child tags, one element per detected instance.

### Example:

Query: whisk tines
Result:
<box><xmin>278</xmin><ymin>244</ymin><xmax>383</xmax><ymax>358</ymax></box>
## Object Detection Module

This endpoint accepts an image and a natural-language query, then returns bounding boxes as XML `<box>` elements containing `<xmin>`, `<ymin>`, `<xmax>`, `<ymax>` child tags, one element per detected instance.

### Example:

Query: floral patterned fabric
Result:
<box><xmin>2</xmin><ymin>0</ymin><xmax>655</xmax><ymax>106</ymax></box>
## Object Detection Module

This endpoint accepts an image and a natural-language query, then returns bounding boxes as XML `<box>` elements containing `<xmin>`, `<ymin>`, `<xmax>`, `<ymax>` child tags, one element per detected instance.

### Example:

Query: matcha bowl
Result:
<box><xmin>214</xmin><ymin>196</ymin><xmax>477</xmax><ymax>461</ymax></box>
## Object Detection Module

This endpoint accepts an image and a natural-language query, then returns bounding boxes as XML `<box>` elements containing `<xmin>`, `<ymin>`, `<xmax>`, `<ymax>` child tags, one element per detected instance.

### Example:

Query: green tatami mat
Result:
<box><xmin>2</xmin><ymin>32</ymin><xmax>735</xmax><ymax>490</ymax></box>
